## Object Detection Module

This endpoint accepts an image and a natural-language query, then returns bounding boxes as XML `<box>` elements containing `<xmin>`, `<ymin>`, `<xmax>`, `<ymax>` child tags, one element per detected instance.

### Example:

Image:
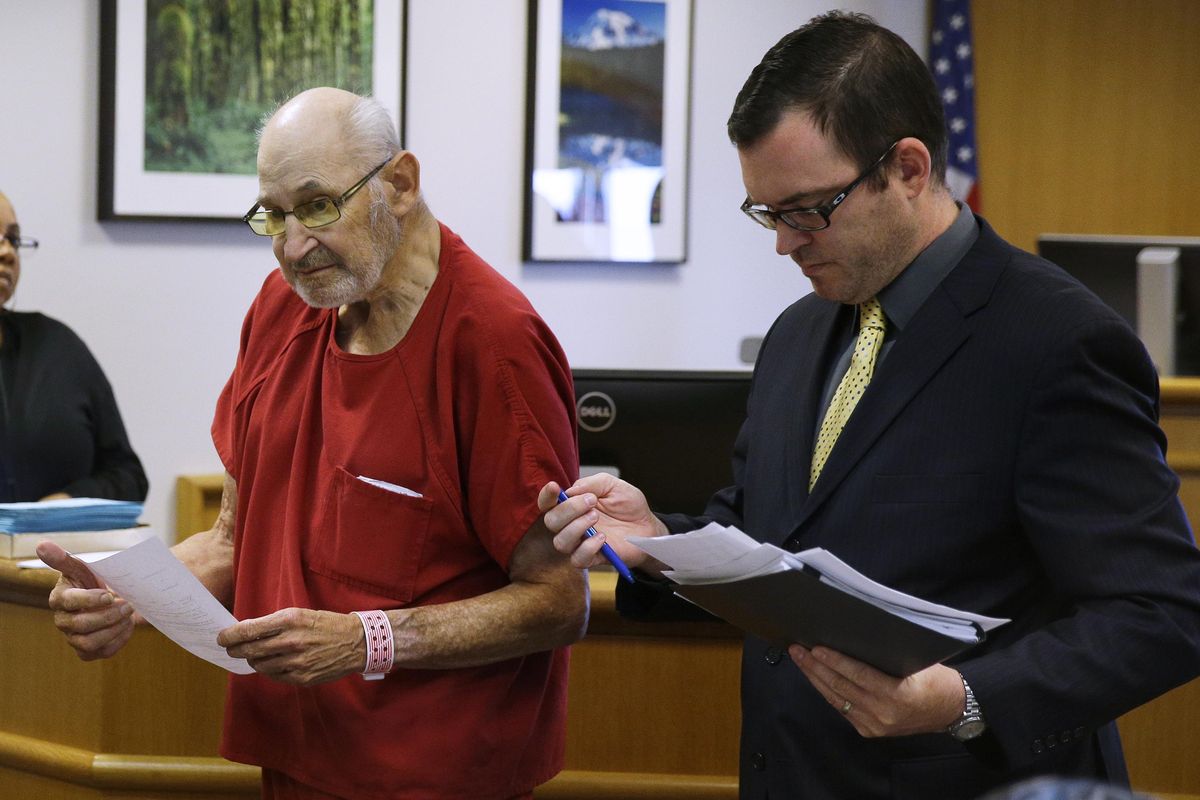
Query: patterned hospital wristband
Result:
<box><xmin>352</xmin><ymin>610</ymin><xmax>394</xmax><ymax>680</ymax></box>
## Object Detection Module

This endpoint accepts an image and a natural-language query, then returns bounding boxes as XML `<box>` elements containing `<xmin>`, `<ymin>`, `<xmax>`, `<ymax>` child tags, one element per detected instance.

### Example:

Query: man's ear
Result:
<box><xmin>893</xmin><ymin>137</ymin><xmax>932</xmax><ymax>199</ymax></box>
<box><xmin>383</xmin><ymin>151</ymin><xmax>421</xmax><ymax>216</ymax></box>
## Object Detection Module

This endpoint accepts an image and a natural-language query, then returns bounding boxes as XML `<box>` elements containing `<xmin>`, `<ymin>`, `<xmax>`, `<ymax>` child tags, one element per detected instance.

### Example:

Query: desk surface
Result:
<box><xmin>0</xmin><ymin>553</ymin><xmax>56</xmax><ymax>607</ymax></box>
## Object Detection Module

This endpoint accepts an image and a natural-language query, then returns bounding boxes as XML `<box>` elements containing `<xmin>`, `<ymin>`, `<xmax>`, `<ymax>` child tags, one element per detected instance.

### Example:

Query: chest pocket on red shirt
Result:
<box><xmin>308</xmin><ymin>466</ymin><xmax>433</xmax><ymax>605</ymax></box>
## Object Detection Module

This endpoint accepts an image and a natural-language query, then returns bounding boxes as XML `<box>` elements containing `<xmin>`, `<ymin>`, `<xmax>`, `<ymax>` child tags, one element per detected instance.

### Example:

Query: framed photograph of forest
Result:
<box><xmin>98</xmin><ymin>0</ymin><xmax>405</xmax><ymax>221</ymax></box>
<box><xmin>523</xmin><ymin>0</ymin><xmax>692</xmax><ymax>263</ymax></box>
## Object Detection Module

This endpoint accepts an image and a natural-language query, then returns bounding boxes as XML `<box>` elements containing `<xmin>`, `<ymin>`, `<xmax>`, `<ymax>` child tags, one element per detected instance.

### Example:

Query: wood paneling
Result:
<box><xmin>175</xmin><ymin>474</ymin><xmax>225</xmax><ymax>542</ymax></box>
<box><xmin>0</xmin><ymin>558</ymin><xmax>258</xmax><ymax>799</ymax></box>
<box><xmin>564</xmin><ymin>600</ymin><xmax>741</xmax><ymax>776</ymax></box>
<box><xmin>972</xmin><ymin>0</ymin><xmax>1200</xmax><ymax>252</ymax></box>
<box><xmin>14</xmin><ymin>426</ymin><xmax>1200</xmax><ymax>800</ymax></box>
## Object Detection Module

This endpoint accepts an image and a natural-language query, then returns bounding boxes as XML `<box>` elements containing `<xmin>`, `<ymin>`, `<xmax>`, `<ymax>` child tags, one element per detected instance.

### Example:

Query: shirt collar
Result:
<box><xmin>877</xmin><ymin>202</ymin><xmax>978</xmax><ymax>332</ymax></box>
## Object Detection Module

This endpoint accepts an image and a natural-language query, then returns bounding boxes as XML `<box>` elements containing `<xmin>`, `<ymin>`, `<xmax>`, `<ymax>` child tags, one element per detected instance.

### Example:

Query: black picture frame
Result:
<box><xmin>523</xmin><ymin>0</ymin><xmax>693</xmax><ymax>263</ymax></box>
<box><xmin>98</xmin><ymin>0</ymin><xmax>406</xmax><ymax>222</ymax></box>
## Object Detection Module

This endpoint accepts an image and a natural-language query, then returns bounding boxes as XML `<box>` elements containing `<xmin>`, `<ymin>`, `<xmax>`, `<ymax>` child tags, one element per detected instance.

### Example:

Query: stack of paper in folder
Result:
<box><xmin>627</xmin><ymin>523</ymin><xmax>1009</xmax><ymax>677</ymax></box>
<box><xmin>0</xmin><ymin>498</ymin><xmax>148</xmax><ymax>559</ymax></box>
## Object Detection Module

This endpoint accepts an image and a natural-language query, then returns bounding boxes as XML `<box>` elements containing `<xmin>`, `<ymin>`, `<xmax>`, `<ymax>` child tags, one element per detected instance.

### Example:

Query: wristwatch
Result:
<box><xmin>947</xmin><ymin>672</ymin><xmax>987</xmax><ymax>741</ymax></box>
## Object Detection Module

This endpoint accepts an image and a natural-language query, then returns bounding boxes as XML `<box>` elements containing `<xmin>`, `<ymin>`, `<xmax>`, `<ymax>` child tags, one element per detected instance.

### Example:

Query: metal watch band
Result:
<box><xmin>948</xmin><ymin>672</ymin><xmax>986</xmax><ymax>740</ymax></box>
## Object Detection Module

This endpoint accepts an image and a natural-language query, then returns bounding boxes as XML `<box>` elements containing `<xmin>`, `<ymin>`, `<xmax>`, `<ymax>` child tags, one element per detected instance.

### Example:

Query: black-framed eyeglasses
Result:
<box><xmin>242</xmin><ymin>157</ymin><xmax>392</xmax><ymax>237</ymax></box>
<box><xmin>740</xmin><ymin>141</ymin><xmax>900</xmax><ymax>232</ymax></box>
<box><xmin>1</xmin><ymin>232</ymin><xmax>38</xmax><ymax>251</ymax></box>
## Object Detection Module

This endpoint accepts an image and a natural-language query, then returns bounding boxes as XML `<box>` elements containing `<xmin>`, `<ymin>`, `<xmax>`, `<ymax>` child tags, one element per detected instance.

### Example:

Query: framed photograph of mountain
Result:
<box><xmin>523</xmin><ymin>0</ymin><xmax>692</xmax><ymax>263</ymax></box>
<box><xmin>98</xmin><ymin>0</ymin><xmax>405</xmax><ymax>221</ymax></box>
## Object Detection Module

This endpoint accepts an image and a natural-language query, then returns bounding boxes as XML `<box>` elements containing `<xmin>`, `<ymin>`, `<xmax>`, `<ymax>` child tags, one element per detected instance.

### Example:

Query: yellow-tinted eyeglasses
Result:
<box><xmin>242</xmin><ymin>158</ymin><xmax>391</xmax><ymax>237</ymax></box>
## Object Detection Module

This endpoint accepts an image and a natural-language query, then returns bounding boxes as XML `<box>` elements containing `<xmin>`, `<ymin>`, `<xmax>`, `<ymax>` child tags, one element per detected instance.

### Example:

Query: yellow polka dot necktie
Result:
<box><xmin>810</xmin><ymin>298</ymin><xmax>886</xmax><ymax>490</ymax></box>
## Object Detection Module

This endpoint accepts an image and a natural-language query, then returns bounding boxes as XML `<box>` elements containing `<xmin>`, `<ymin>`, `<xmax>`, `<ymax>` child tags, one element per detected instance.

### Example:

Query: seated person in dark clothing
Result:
<box><xmin>0</xmin><ymin>190</ymin><xmax>147</xmax><ymax>503</ymax></box>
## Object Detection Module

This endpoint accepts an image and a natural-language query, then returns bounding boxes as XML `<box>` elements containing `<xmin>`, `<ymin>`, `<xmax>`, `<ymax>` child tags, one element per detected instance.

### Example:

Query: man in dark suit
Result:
<box><xmin>539</xmin><ymin>11</ymin><xmax>1200</xmax><ymax>800</ymax></box>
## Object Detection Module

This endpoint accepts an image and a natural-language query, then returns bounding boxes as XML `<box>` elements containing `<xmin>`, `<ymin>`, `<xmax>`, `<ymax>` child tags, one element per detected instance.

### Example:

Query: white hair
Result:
<box><xmin>256</xmin><ymin>91</ymin><xmax>399</xmax><ymax>170</ymax></box>
<box><xmin>345</xmin><ymin>95</ymin><xmax>400</xmax><ymax>166</ymax></box>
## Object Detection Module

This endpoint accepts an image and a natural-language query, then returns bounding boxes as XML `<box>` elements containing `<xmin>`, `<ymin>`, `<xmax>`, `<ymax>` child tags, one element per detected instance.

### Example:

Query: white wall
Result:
<box><xmin>0</xmin><ymin>0</ymin><xmax>924</xmax><ymax>536</ymax></box>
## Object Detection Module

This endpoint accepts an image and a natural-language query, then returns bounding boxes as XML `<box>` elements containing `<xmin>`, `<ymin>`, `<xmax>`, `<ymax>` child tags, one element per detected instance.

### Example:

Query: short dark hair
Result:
<box><xmin>727</xmin><ymin>11</ymin><xmax>947</xmax><ymax>191</ymax></box>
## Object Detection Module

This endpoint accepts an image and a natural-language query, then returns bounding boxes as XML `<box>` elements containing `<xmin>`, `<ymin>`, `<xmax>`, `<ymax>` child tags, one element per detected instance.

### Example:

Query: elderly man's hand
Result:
<box><xmin>39</xmin><ymin>541</ymin><xmax>140</xmax><ymax>661</ymax></box>
<box><xmin>218</xmin><ymin>608</ymin><xmax>368</xmax><ymax>686</ymax></box>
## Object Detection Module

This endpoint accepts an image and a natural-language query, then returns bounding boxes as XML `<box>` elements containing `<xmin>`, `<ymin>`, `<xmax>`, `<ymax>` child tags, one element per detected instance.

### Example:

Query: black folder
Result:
<box><xmin>674</xmin><ymin>568</ymin><xmax>982</xmax><ymax>677</ymax></box>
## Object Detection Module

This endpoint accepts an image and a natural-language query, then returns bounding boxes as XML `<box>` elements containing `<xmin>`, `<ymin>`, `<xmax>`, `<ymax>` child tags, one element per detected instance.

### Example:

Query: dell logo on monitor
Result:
<box><xmin>577</xmin><ymin>391</ymin><xmax>617</xmax><ymax>433</ymax></box>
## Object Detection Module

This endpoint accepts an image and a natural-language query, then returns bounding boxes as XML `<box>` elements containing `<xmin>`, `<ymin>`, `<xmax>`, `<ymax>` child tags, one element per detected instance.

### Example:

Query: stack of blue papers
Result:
<box><xmin>0</xmin><ymin>498</ymin><xmax>144</xmax><ymax>533</ymax></box>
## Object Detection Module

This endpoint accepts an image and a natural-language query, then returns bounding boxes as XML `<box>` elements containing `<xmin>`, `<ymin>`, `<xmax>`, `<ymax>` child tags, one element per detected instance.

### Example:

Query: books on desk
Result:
<box><xmin>0</xmin><ymin>498</ymin><xmax>143</xmax><ymax>533</ymax></box>
<box><xmin>0</xmin><ymin>498</ymin><xmax>147</xmax><ymax>559</ymax></box>
<box><xmin>627</xmin><ymin>523</ymin><xmax>1008</xmax><ymax>677</ymax></box>
<box><xmin>2</xmin><ymin>527</ymin><xmax>152</xmax><ymax>560</ymax></box>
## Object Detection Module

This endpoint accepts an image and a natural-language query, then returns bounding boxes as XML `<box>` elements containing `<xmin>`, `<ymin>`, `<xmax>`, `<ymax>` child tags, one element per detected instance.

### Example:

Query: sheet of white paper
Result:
<box><xmin>356</xmin><ymin>475</ymin><xmax>422</xmax><ymax>498</ymax></box>
<box><xmin>1</xmin><ymin>497</ymin><xmax>136</xmax><ymax>510</ymax></box>
<box><xmin>85</xmin><ymin>537</ymin><xmax>253</xmax><ymax>674</ymax></box>
<box><xmin>18</xmin><ymin>551</ymin><xmax>122</xmax><ymax>568</ymax></box>
<box><xmin>790</xmin><ymin>548</ymin><xmax>1009</xmax><ymax>632</ymax></box>
<box><xmin>664</xmin><ymin>543</ymin><xmax>792</xmax><ymax>584</ymax></box>
<box><xmin>628</xmin><ymin>522</ymin><xmax>761</xmax><ymax>571</ymax></box>
<box><xmin>634</xmin><ymin>521</ymin><xmax>1009</xmax><ymax>637</ymax></box>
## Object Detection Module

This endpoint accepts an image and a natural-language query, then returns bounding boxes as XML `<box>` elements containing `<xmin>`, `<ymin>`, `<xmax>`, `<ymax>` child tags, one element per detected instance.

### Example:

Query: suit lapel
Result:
<box><xmin>800</xmin><ymin>290</ymin><xmax>970</xmax><ymax>517</ymax></box>
<box><xmin>781</xmin><ymin>221</ymin><xmax>1012</xmax><ymax>542</ymax></box>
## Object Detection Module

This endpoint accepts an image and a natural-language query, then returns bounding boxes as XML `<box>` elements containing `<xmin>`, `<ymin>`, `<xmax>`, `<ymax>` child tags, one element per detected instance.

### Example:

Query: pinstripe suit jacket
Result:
<box><xmin>651</xmin><ymin>216</ymin><xmax>1200</xmax><ymax>799</ymax></box>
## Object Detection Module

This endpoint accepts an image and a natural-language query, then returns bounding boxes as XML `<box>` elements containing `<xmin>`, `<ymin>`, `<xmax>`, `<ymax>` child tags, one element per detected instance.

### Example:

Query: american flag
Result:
<box><xmin>930</xmin><ymin>0</ymin><xmax>980</xmax><ymax>211</ymax></box>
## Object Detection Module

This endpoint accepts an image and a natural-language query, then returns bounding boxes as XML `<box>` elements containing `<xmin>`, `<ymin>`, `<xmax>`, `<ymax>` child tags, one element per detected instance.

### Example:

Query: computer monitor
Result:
<box><xmin>572</xmin><ymin>369</ymin><xmax>753</xmax><ymax>515</ymax></box>
<box><xmin>1037</xmin><ymin>234</ymin><xmax>1200</xmax><ymax>375</ymax></box>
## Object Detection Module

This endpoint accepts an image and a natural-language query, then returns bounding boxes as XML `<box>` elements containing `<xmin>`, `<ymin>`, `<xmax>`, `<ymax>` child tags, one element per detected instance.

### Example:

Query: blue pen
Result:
<box><xmin>557</xmin><ymin>490</ymin><xmax>636</xmax><ymax>584</ymax></box>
